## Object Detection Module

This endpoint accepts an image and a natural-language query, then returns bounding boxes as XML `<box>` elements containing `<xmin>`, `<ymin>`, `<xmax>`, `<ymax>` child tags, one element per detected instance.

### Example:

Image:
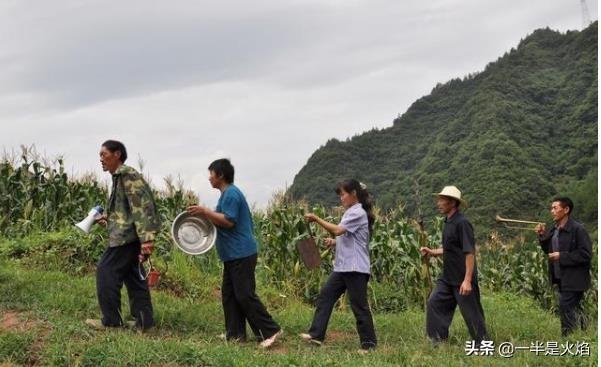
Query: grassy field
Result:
<box><xmin>0</xmin><ymin>258</ymin><xmax>596</xmax><ymax>367</ymax></box>
<box><xmin>0</xmin><ymin>153</ymin><xmax>597</xmax><ymax>366</ymax></box>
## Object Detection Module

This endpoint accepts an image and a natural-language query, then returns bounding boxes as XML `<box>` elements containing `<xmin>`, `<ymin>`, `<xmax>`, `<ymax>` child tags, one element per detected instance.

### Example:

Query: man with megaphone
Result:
<box><xmin>85</xmin><ymin>140</ymin><xmax>161</xmax><ymax>332</ymax></box>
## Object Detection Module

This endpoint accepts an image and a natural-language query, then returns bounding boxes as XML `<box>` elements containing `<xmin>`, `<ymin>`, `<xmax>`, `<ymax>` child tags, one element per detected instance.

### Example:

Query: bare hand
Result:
<box><xmin>548</xmin><ymin>252</ymin><xmax>560</xmax><ymax>262</ymax></box>
<box><xmin>324</xmin><ymin>238</ymin><xmax>336</xmax><ymax>248</ymax></box>
<box><xmin>95</xmin><ymin>214</ymin><xmax>108</xmax><ymax>227</ymax></box>
<box><xmin>187</xmin><ymin>205</ymin><xmax>206</xmax><ymax>216</ymax></box>
<box><xmin>139</xmin><ymin>241</ymin><xmax>154</xmax><ymax>263</ymax></box>
<box><xmin>459</xmin><ymin>280</ymin><xmax>473</xmax><ymax>296</ymax></box>
<box><xmin>305</xmin><ymin>213</ymin><xmax>319</xmax><ymax>223</ymax></box>
<box><xmin>535</xmin><ymin>223</ymin><xmax>546</xmax><ymax>236</ymax></box>
<box><xmin>420</xmin><ymin>247</ymin><xmax>432</xmax><ymax>257</ymax></box>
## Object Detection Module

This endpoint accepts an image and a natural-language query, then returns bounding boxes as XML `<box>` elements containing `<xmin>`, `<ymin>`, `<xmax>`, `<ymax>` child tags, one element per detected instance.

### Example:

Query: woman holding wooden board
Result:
<box><xmin>301</xmin><ymin>179</ymin><xmax>377</xmax><ymax>352</ymax></box>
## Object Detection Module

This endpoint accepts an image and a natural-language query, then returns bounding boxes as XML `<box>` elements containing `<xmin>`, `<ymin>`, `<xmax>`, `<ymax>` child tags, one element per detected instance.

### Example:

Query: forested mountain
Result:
<box><xmin>289</xmin><ymin>22</ymin><xmax>598</xmax><ymax>231</ymax></box>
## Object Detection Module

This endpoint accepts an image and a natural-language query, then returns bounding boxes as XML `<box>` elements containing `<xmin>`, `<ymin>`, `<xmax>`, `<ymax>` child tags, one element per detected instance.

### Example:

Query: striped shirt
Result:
<box><xmin>333</xmin><ymin>203</ymin><xmax>371</xmax><ymax>274</ymax></box>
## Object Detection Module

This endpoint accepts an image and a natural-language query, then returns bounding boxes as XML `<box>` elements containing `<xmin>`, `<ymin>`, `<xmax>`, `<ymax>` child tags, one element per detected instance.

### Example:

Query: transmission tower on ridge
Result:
<box><xmin>580</xmin><ymin>0</ymin><xmax>591</xmax><ymax>28</ymax></box>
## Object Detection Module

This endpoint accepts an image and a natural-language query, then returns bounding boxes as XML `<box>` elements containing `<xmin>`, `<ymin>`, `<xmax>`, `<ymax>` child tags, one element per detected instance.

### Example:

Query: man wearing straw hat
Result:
<box><xmin>420</xmin><ymin>185</ymin><xmax>488</xmax><ymax>346</ymax></box>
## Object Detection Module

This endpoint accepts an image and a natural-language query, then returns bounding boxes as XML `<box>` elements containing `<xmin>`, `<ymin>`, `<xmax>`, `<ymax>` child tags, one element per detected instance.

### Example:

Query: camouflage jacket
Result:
<box><xmin>107</xmin><ymin>165</ymin><xmax>161</xmax><ymax>247</ymax></box>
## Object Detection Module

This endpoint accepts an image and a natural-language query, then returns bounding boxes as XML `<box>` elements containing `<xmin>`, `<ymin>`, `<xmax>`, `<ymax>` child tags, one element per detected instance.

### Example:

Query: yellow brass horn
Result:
<box><xmin>495</xmin><ymin>214</ymin><xmax>544</xmax><ymax>230</ymax></box>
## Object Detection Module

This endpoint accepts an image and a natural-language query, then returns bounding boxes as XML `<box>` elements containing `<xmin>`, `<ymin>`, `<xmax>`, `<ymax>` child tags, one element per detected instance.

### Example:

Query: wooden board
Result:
<box><xmin>296</xmin><ymin>237</ymin><xmax>321</xmax><ymax>270</ymax></box>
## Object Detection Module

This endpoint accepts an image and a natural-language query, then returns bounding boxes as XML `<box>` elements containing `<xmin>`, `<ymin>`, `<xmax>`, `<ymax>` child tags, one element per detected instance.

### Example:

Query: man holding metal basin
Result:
<box><xmin>185</xmin><ymin>158</ymin><xmax>283</xmax><ymax>349</ymax></box>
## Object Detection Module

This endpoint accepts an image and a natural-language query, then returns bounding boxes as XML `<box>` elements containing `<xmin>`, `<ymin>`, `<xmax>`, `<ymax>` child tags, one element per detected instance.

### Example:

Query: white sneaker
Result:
<box><xmin>259</xmin><ymin>329</ymin><xmax>283</xmax><ymax>349</ymax></box>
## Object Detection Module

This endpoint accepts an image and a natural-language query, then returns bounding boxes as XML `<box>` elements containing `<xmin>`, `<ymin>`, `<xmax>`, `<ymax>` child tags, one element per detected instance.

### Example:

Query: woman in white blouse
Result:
<box><xmin>301</xmin><ymin>179</ymin><xmax>377</xmax><ymax>352</ymax></box>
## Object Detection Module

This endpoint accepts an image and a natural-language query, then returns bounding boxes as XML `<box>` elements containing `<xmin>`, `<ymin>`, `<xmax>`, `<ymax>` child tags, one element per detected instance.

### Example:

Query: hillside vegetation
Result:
<box><xmin>289</xmin><ymin>23</ymin><xmax>598</xmax><ymax>232</ymax></box>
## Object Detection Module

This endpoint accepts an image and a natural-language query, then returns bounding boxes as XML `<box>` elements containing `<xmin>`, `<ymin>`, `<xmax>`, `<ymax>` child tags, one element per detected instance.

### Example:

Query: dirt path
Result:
<box><xmin>0</xmin><ymin>310</ymin><xmax>51</xmax><ymax>366</ymax></box>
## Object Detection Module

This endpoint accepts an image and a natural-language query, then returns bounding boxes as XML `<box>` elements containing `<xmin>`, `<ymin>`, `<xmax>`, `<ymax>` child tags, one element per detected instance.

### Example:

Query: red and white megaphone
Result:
<box><xmin>75</xmin><ymin>205</ymin><xmax>104</xmax><ymax>233</ymax></box>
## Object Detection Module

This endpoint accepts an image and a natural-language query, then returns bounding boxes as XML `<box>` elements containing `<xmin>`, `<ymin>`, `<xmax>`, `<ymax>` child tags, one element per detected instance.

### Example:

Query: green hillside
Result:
<box><xmin>289</xmin><ymin>23</ymin><xmax>598</xmax><ymax>231</ymax></box>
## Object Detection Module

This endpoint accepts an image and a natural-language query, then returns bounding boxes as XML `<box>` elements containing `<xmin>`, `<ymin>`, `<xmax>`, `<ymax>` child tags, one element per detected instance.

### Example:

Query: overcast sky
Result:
<box><xmin>0</xmin><ymin>0</ymin><xmax>597</xmax><ymax>208</ymax></box>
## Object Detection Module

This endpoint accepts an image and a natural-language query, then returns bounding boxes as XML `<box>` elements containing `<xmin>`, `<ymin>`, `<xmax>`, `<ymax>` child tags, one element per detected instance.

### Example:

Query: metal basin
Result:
<box><xmin>171</xmin><ymin>211</ymin><xmax>217</xmax><ymax>255</ymax></box>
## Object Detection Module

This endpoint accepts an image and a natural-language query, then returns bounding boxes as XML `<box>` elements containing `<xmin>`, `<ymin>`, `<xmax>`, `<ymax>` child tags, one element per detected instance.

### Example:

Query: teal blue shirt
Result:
<box><xmin>215</xmin><ymin>184</ymin><xmax>258</xmax><ymax>262</ymax></box>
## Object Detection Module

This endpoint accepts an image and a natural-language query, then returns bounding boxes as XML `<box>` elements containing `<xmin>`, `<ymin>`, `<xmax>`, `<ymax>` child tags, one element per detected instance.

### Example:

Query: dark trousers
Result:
<box><xmin>222</xmin><ymin>254</ymin><xmax>280</xmax><ymax>341</ymax></box>
<box><xmin>426</xmin><ymin>279</ymin><xmax>487</xmax><ymax>343</ymax></box>
<box><xmin>308</xmin><ymin>272</ymin><xmax>377</xmax><ymax>349</ymax></box>
<box><xmin>557</xmin><ymin>285</ymin><xmax>586</xmax><ymax>336</ymax></box>
<box><xmin>96</xmin><ymin>242</ymin><xmax>154</xmax><ymax>330</ymax></box>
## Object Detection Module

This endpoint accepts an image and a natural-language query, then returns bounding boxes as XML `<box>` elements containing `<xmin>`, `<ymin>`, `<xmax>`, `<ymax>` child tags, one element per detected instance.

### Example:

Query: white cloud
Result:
<box><xmin>0</xmin><ymin>0</ymin><xmax>596</xmax><ymax>208</ymax></box>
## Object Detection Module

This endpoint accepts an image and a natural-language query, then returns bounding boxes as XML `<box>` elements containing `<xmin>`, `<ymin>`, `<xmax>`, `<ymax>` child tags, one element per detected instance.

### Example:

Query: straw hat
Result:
<box><xmin>433</xmin><ymin>186</ymin><xmax>468</xmax><ymax>208</ymax></box>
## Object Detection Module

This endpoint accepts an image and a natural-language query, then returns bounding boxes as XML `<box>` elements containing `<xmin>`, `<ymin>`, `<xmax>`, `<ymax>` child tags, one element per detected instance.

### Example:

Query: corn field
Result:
<box><xmin>0</xmin><ymin>147</ymin><xmax>106</xmax><ymax>236</ymax></box>
<box><xmin>0</xmin><ymin>150</ymin><xmax>597</xmax><ymax>316</ymax></box>
<box><xmin>253</xmin><ymin>195</ymin><xmax>446</xmax><ymax>311</ymax></box>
